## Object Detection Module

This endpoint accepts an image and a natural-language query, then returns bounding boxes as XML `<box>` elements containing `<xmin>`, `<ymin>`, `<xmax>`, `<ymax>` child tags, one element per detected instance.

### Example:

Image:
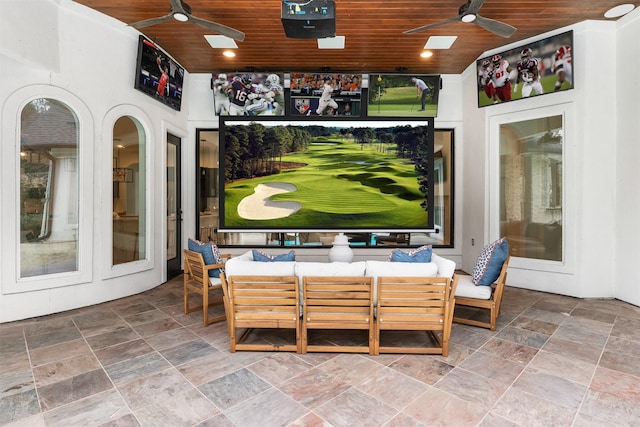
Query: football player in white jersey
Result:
<box><xmin>478</xmin><ymin>59</ymin><xmax>498</xmax><ymax>104</ymax></box>
<box><xmin>489</xmin><ymin>54</ymin><xmax>513</xmax><ymax>102</ymax></box>
<box><xmin>212</xmin><ymin>73</ymin><xmax>230</xmax><ymax>116</ymax></box>
<box><xmin>514</xmin><ymin>48</ymin><xmax>544</xmax><ymax>97</ymax></box>
<box><xmin>265</xmin><ymin>74</ymin><xmax>285</xmax><ymax>115</ymax></box>
<box><xmin>245</xmin><ymin>81</ymin><xmax>272</xmax><ymax>115</ymax></box>
<box><xmin>552</xmin><ymin>45</ymin><xmax>572</xmax><ymax>91</ymax></box>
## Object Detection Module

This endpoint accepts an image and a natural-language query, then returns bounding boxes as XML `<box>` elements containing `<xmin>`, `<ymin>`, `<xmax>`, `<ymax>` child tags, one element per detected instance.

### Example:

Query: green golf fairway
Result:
<box><xmin>224</xmin><ymin>135</ymin><xmax>427</xmax><ymax>228</ymax></box>
<box><xmin>368</xmin><ymin>86</ymin><xmax>437</xmax><ymax>117</ymax></box>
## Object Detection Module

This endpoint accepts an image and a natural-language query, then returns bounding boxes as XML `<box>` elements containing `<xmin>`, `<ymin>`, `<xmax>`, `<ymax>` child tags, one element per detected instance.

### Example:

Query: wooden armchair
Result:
<box><xmin>453</xmin><ymin>256</ymin><xmax>510</xmax><ymax>331</ymax></box>
<box><xmin>224</xmin><ymin>275</ymin><xmax>301</xmax><ymax>352</ymax></box>
<box><xmin>374</xmin><ymin>276</ymin><xmax>457</xmax><ymax>356</ymax></box>
<box><xmin>301</xmin><ymin>276</ymin><xmax>375</xmax><ymax>354</ymax></box>
<box><xmin>183</xmin><ymin>249</ymin><xmax>230</xmax><ymax>326</ymax></box>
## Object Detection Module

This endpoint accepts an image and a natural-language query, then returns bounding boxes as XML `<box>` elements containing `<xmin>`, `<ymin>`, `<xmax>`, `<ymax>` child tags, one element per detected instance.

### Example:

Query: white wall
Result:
<box><xmin>614</xmin><ymin>9</ymin><xmax>640</xmax><ymax>307</ymax></box>
<box><xmin>0</xmin><ymin>0</ymin><xmax>188</xmax><ymax>322</ymax></box>
<box><xmin>461</xmin><ymin>20</ymin><xmax>623</xmax><ymax>300</ymax></box>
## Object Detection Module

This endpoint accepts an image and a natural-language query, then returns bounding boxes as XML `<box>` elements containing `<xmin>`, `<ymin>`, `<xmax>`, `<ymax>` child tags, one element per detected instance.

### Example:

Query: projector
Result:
<box><xmin>281</xmin><ymin>0</ymin><xmax>336</xmax><ymax>39</ymax></box>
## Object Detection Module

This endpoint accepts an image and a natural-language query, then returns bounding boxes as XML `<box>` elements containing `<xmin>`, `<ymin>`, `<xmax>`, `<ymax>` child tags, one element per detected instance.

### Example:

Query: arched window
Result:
<box><xmin>20</xmin><ymin>98</ymin><xmax>79</xmax><ymax>277</ymax></box>
<box><xmin>112</xmin><ymin>116</ymin><xmax>147</xmax><ymax>265</ymax></box>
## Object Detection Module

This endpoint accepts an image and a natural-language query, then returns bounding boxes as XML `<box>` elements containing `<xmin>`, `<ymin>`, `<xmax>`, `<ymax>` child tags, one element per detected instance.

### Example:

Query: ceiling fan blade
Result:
<box><xmin>403</xmin><ymin>17</ymin><xmax>461</xmax><ymax>35</ymax></box>
<box><xmin>474</xmin><ymin>15</ymin><xmax>516</xmax><ymax>38</ymax></box>
<box><xmin>168</xmin><ymin>0</ymin><xmax>187</xmax><ymax>15</ymax></box>
<box><xmin>466</xmin><ymin>0</ymin><xmax>486</xmax><ymax>14</ymax></box>
<box><xmin>130</xmin><ymin>13</ymin><xmax>174</xmax><ymax>29</ymax></box>
<box><xmin>188</xmin><ymin>15</ymin><xmax>245</xmax><ymax>42</ymax></box>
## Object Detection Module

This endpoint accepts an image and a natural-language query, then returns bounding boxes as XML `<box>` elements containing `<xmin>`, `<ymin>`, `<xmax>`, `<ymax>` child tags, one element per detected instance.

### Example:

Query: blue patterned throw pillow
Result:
<box><xmin>252</xmin><ymin>249</ymin><xmax>296</xmax><ymax>262</ymax></box>
<box><xmin>472</xmin><ymin>238</ymin><xmax>509</xmax><ymax>285</ymax></box>
<box><xmin>389</xmin><ymin>245</ymin><xmax>433</xmax><ymax>263</ymax></box>
<box><xmin>187</xmin><ymin>238</ymin><xmax>224</xmax><ymax>278</ymax></box>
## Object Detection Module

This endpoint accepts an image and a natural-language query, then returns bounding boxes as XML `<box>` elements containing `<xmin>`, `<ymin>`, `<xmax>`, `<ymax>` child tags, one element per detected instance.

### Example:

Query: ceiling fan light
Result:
<box><xmin>461</xmin><ymin>13</ymin><xmax>476</xmax><ymax>23</ymax></box>
<box><xmin>173</xmin><ymin>12</ymin><xmax>189</xmax><ymax>22</ymax></box>
<box><xmin>604</xmin><ymin>4</ymin><xmax>635</xmax><ymax>18</ymax></box>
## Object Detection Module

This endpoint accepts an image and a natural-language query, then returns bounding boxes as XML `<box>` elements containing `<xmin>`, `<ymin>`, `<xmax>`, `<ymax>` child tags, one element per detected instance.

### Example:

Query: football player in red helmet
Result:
<box><xmin>552</xmin><ymin>45</ymin><xmax>573</xmax><ymax>91</ymax></box>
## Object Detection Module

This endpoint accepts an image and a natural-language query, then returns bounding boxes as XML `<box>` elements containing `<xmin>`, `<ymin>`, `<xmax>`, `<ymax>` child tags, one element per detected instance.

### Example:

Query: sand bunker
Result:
<box><xmin>237</xmin><ymin>182</ymin><xmax>302</xmax><ymax>220</ymax></box>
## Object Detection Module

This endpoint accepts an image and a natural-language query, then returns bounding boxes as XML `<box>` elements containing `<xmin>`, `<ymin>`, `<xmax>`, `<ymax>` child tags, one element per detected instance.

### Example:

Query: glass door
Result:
<box><xmin>167</xmin><ymin>133</ymin><xmax>182</xmax><ymax>278</ymax></box>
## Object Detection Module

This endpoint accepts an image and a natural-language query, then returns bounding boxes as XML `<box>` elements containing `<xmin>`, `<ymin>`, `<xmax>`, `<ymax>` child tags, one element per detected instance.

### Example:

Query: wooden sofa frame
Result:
<box><xmin>301</xmin><ymin>276</ymin><xmax>375</xmax><ymax>354</ymax></box>
<box><xmin>375</xmin><ymin>276</ymin><xmax>457</xmax><ymax>356</ymax></box>
<box><xmin>222</xmin><ymin>274</ymin><xmax>301</xmax><ymax>352</ymax></box>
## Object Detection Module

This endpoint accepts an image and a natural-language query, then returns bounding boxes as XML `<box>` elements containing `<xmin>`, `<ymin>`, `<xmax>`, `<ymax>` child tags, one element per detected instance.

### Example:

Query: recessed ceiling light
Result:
<box><xmin>223</xmin><ymin>51</ymin><xmax>236</xmax><ymax>58</ymax></box>
<box><xmin>604</xmin><ymin>3</ymin><xmax>635</xmax><ymax>18</ymax></box>
<box><xmin>420</xmin><ymin>51</ymin><xmax>433</xmax><ymax>58</ymax></box>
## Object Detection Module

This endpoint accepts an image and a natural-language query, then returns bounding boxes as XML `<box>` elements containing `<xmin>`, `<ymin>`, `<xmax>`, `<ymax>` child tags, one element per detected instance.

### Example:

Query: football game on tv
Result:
<box><xmin>134</xmin><ymin>35</ymin><xmax>185</xmax><ymax>111</ymax></box>
<box><xmin>219</xmin><ymin>117</ymin><xmax>434</xmax><ymax>232</ymax></box>
<box><xmin>212</xmin><ymin>72</ymin><xmax>285</xmax><ymax>116</ymax></box>
<box><xmin>477</xmin><ymin>30</ymin><xmax>573</xmax><ymax>107</ymax></box>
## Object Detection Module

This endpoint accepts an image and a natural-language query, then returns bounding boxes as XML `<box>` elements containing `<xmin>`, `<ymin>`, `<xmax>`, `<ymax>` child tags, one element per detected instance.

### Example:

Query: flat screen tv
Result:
<box><xmin>477</xmin><ymin>30</ymin><xmax>573</xmax><ymax>107</ymax></box>
<box><xmin>219</xmin><ymin>117</ymin><xmax>434</xmax><ymax>232</ymax></box>
<box><xmin>289</xmin><ymin>73</ymin><xmax>362</xmax><ymax>117</ymax></box>
<box><xmin>134</xmin><ymin>35</ymin><xmax>185</xmax><ymax>111</ymax></box>
<box><xmin>211</xmin><ymin>72</ymin><xmax>286</xmax><ymax>116</ymax></box>
<box><xmin>368</xmin><ymin>74</ymin><xmax>440</xmax><ymax>117</ymax></box>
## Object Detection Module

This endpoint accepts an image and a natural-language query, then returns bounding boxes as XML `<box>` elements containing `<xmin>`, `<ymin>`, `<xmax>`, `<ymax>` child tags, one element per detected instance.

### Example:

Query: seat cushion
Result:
<box><xmin>472</xmin><ymin>237</ymin><xmax>509</xmax><ymax>285</ymax></box>
<box><xmin>187</xmin><ymin>238</ymin><xmax>224</xmax><ymax>278</ymax></box>
<box><xmin>455</xmin><ymin>274</ymin><xmax>492</xmax><ymax>299</ymax></box>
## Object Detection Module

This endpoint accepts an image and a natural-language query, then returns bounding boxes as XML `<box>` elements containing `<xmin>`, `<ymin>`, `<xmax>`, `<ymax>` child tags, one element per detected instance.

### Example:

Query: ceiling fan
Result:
<box><xmin>130</xmin><ymin>0</ymin><xmax>245</xmax><ymax>42</ymax></box>
<box><xmin>404</xmin><ymin>0</ymin><xmax>516</xmax><ymax>38</ymax></box>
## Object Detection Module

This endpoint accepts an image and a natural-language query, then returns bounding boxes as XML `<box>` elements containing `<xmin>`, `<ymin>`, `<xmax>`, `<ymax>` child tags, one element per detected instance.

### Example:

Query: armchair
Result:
<box><xmin>453</xmin><ymin>256</ymin><xmax>510</xmax><ymax>331</ymax></box>
<box><xmin>183</xmin><ymin>249</ymin><xmax>230</xmax><ymax>326</ymax></box>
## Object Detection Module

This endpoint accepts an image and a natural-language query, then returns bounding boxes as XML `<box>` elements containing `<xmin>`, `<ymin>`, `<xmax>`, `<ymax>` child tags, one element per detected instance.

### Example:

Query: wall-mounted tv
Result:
<box><xmin>368</xmin><ymin>74</ymin><xmax>440</xmax><ymax>117</ymax></box>
<box><xmin>212</xmin><ymin>72</ymin><xmax>286</xmax><ymax>116</ymax></box>
<box><xmin>219</xmin><ymin>117</ymin><xmax>434</xmax><ymax>232</ymax></box>
<box><xmin>134</xmin><ymin>35</ymin><xmax>185</xmax><ymax>111</ymax></box>
<box><xmin>289</xmin><ymin>73</ymin><xmax>362</xmax><ymax>117</ymax></box>
<box><xmin>477</xmin><ymin>30</ymin><xmax>573</xmax><ymax>107</ymax></box>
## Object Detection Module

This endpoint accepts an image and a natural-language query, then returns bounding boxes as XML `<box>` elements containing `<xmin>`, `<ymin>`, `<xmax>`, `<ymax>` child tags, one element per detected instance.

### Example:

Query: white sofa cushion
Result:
<box><xmin>431</xmin><ymin>253</ymin><xmax>456</xmax><ymax>279</ymax></box>
<box><xmin>224</xmin><ymin>257</ymin><xmax>296</xmax><ymax>277</ymax></box>
<box><xmin>454</xmin><ymin>274</ymin><xmax>492</xmax><ymax>300</ymax></box>
<box><xmin>365</xmin><ymin>260</ymin><xmax>439</xmax><ymax>279</ymax></box>
<box><xmin>295</xmin><ymin>261</ymin><xmax>366</xmax><ymax>281</ymax></box>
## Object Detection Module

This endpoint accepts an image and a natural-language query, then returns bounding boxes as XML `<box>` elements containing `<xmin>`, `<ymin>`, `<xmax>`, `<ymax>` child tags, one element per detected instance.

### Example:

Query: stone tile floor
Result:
<box><xmin>1</xmin><ymin>275</ymin><xmax>640</xmax><ymax>426</ymax></box>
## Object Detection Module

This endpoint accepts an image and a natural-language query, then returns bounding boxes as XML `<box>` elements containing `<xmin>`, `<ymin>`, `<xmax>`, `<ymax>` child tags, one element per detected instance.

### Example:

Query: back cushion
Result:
<box><xmin>295</xmin><ymin>261</ymin><xmax>366</xmax><ymax>282</ymax></box>
<box><xmin>224</xmin><ymin>258</ymin><xmax>296</xmax><ymax>277</ymax></box>
<box><xmin>472</xmin><ymin>237</ymin><xmax>509</xmax><ymax>285</ymax></box>
<box><xmin>365</xmin><ymin>260</ymin><xmax>438</xmax><ymax>280</ymax></box>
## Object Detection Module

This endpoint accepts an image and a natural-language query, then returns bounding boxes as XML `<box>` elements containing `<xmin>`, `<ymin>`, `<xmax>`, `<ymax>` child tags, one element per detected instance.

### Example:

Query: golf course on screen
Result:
<box><xmin>367</xmin><ymin>74</ymin><xmax>439</xmax><ymax>118</ymax></box>
<box><xmin>222</xmin><ymin>122</ymin><xmax>431</xmax><ymax>230</ymax></box>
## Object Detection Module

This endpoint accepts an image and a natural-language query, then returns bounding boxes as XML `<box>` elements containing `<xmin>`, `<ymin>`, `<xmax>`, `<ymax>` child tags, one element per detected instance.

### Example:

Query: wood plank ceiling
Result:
<box><xmin>74</xmin><ymin>0</ymin><xmax>631</xmax><ymax>74</ymax></box>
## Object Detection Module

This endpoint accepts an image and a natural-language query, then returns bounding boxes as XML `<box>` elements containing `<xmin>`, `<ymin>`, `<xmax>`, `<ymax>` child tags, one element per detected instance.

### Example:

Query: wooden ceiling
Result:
<box><xmin>75</xmin><ymin>0</ymin><xmax>630</xmax><ymax>74</ymax></box>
